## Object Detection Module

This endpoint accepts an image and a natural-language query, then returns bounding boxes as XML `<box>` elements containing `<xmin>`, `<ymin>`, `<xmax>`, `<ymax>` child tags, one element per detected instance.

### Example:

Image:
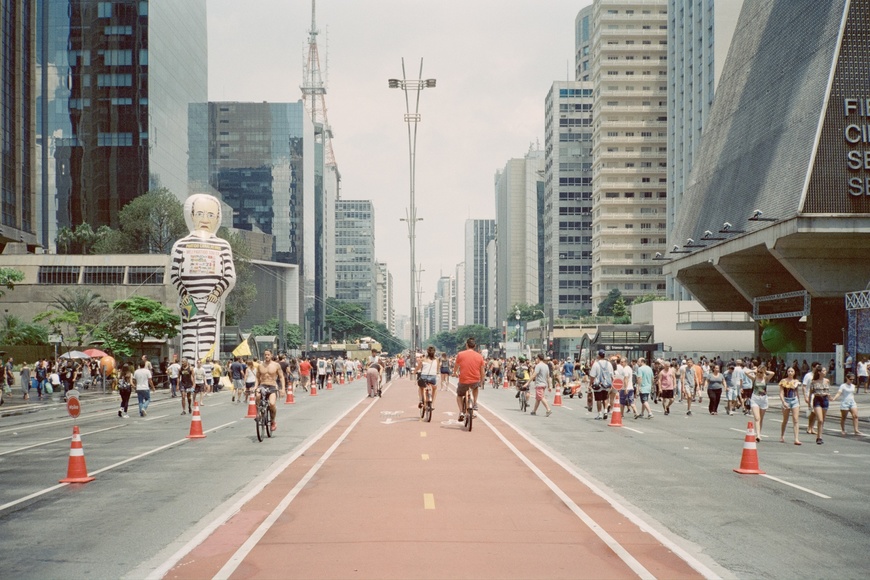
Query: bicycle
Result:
<box><xmin>420</xmin><ymin>380</ymin><xmax>433</xmax><ymax>423</ymax></box>
<box><xmin>255</xmin><ymin>385</ymin><xmax>273</xmax><ymax>442</ymax></box>
<box><xmin>460</xmin><ymin>386</ymin><xmax>474</xmax><ymax>432</ymax></box>
<box><xmin>517</xmin><ymin>383</ymin><xmax>529</xmax><ymax>413</ymax></box>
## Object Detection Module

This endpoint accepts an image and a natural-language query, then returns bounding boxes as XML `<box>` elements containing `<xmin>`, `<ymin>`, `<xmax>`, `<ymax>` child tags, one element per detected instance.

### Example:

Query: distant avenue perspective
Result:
<box><xmin>1</xmin><ymin>0</ymin><xmax>869</xmax><ymax>579</ymax></box>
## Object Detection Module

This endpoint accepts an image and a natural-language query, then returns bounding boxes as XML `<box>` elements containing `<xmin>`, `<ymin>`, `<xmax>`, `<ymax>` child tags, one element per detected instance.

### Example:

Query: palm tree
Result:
<box><xmin>52</xmin><ymin>288</ymin><xmax>109</xmax><ymax>327</ymax></box>
<box><xmin>0</xmin><ymin>315</ymin><xmax>48</xmax><ymax>345</ymax></box>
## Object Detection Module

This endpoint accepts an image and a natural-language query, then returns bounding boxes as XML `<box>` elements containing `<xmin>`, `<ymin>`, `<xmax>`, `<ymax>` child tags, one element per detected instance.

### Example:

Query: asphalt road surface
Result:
<box><xmin>0</xmin><ymin>377</ymin><xmax>868</xmax><ymax>579</ymax></box>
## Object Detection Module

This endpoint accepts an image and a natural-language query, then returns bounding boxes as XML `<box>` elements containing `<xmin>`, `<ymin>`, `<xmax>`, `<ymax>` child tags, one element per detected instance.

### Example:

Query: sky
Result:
<box><xmin>208</xmin><ymin>0</ymin><xmax>591</xmax><ymax>319</ymax></box>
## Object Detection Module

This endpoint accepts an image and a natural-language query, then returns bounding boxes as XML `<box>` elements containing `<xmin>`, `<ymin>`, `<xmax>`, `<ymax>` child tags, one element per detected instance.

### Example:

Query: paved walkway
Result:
<box><xmin>161</xmin><ymin>377</ymin><xmax>710</xmax><ymax>579</ymax></box>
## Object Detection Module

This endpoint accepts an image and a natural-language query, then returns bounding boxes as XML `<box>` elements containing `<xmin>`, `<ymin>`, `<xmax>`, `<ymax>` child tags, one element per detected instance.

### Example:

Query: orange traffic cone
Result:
<box><xmin>311</xmin><ymin>382</ymin><xmax>318</xmax><ymax>396</ymax></box>
<box><xmin>285</xmin><ymin>388</ymin><xmax>295</xmax><ymax>404</ymax></box>
<box><xmin>608</xmin><ymin>398</ymin><xmax>623</xmax><ymax>427</ymax></box>
<box><xmin>339</xmin><ymin>373</ymin><xmax>345</xmax><ymax>385</ymax></box>
<box><xmin>187</xmin><ymin>402</ymin><xmax>206</xmax><ymax>439</ymax></box>
<box><xmin>60</xmin><ymin>426</ymin><xmax>95</xmax><ymax>483</ymax></box>
<box><xmin>553</xmin><ymin>389</ymin><xmax>563</xmax><ymax>406</ymax></box>
<box><xmin>327</xmin><ymin>376</ymin><xmax>333</xmax><ymax>390</ymax></box>
<box><xmin>503</xmin><ymin>378</ymin><xmax>509</xmax><ymax>389</ymax></box>
<box><xmin>245</xmin><ymin>393</ymin><xmax>257</xmax><ymax>418</ymax></box>
<box><xmin>734</xmin><ymin>421</ymin><xmax>765</xmax><ymax>474</ymax></box>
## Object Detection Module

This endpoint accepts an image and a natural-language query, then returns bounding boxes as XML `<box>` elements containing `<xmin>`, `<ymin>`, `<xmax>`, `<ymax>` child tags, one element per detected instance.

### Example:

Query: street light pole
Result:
<box><xmin>389</xmin><ymin>59</ymin><xmax>436</xmax><ymax>371</ymax></box>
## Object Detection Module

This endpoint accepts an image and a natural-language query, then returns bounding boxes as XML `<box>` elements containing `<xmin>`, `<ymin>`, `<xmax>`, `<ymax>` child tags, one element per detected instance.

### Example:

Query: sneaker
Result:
<box><xmin>647</xmin><ymin>414</ymin><xmax>653</xmax><ymax>419</ymax></box>
<box><xmin>473</xmin><ymin>404</ymin><xmax>478</xmax><ymax>411</ymax></box>
<box><xmin>664</xmin><ymin>409</ymin><xmax>670</xmax><ymax>416</ymax></box>
<box><xmin>123</xmin><ymin>413</ymin><xmax>129</xmax><ymax>418</ymax></box>
<box><xmin>587</xmin><ymin>405</ymin><xmax>592</xmax><ymax>412</ymax></box>
<box><xmin>530</xmin><ymin>412</ymin><xmax>537</xmax><ymax>416</ymax></box>
<box><xmin>595</xmin><ymin>414</ymin><xmax>602</xmax><ymax>420</ymax></box>
<box><xmin>142</xmin><ymin>410</ymin><xmax>147</xmax><ymax>416</ymax></box>
<box><xmin>687</xmin><ymin>411</ymin><xmax>692</xmax><ymax>416</ymax></box>
<box><xmin>546</xmin><ymin>410</ymin><xmax>552</xmax><ymax>417</ymax></box>
<box><xmin>816</xmin><ymin>438</ymin><xmax>824</xmax><ymax>445</ymax></box>
<box><xmin>458</xmin><ymin>414</ymin><xmax>465</xmax><ymax>421</ymax></box>
<box><xmin>181</xmin><ymin>411</ymin><xmax>187</xmax><ymax>415</ymax></box>
<box><xmin>635</xmin><ymin>413</ymin><xmax>642</xmax><ymax>420</ymax></box>
<box><xmin>603</xmin><ymin>412</ymin><xmax>608</xmax><ymax>420</ymax></box>
<box><xmin>118</xmin><ymin>410</ymin><xmax>122</xmax><ymax>418</ymax></box>
<box><xmin>419</xmin><ymin>401</ymin><xmax>423</xmax><ymax>409</ymax></box>
<box><xmin>231</xmin><ymin>396</ymin><xmax>235</xmax><ymax>402</ymax></box>
<box><xmin>515</xmin><ymin>393</ymin><xmax>520</xmax><ymax>399</ymax></box>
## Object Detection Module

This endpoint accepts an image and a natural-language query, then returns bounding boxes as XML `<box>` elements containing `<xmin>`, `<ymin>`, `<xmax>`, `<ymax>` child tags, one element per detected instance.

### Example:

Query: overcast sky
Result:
<box><xmin>208</xmin><ymin>0</ymin><xmax>591</xmax><ymax>318</ymax></box>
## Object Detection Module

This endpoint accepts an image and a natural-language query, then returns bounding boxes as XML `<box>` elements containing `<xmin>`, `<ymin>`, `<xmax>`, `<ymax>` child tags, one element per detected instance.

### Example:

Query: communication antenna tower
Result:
<box><xmin>301</xmin><ymin>0</ymin><xmax>336</xmax><ymax>166</ymax></box>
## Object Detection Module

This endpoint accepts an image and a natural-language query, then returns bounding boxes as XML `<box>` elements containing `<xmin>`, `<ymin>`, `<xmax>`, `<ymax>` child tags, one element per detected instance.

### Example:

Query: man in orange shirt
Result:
<box><xmin>452</xmin><ymin>337</ymin><xmax>486</xmax><ymax>421</ymax></box>
<box><xmin>298</xmin><ymin>358</ymin><xmax>312</xmax><ymax>392</ymax></box>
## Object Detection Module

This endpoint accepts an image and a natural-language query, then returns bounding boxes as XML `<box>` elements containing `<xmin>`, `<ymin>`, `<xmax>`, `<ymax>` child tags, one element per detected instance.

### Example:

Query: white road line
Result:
<box><xmin>147</xmin><ymin>389</ymin><xmax>387</xmax><ymax>580</ymax></box>
<box><xmin>0</xmin><ymin>421</ymin><xmax>237</xmax><ymax>514</ymax></box>
<box><xmin>143</xmin><ymin>415</ymin><xmax>168</xmax><ymax>421</ymax></box>
<box><xmin>561</xmin><ymin>404</ymin><xmax>574</xmax><ymax>410</ymax></box>
<box><xmin>0</xmin><ymin>424</ymin><xmax>125</xmax><ymax>457</ymax></box>
<box><xmin>761</xmin><ymin>474</ymin><xmax>831</xmax><ymax>499</ymax></box>
<box><xmin>476</xmin><ymin>413</ymin><xmax>656</xmax><ymax>580</ymax></box>
<box><xmin>481</xmin><ymin>402</ymin><xmax>721</xmax><ymax>580</ymax></box>
<box><xmin>210</xmin><ymin>396</ymin><xmax>382</xmax><ymax>580</ymax></box>
<box><xmin>621</xmin><ymin>426</ymin><xmax>644</xmax><ymax>434</ymax></box>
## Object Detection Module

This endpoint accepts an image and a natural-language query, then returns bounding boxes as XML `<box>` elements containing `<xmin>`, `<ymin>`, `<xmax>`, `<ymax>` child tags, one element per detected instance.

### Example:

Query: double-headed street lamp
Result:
<box><xmin>389</xmin><ymin>58</ymin><xmax>436</xmax><ymax>369</ymax></box>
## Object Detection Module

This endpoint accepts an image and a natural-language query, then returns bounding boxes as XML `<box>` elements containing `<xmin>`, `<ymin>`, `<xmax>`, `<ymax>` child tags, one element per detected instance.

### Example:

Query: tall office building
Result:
<box><xmin>464</xmin><ymin>219</ymin><xmax>495</xmax><ymax>327</ymax></box>
<box><xmin>432</xmin><ymin>275</ymin><xmax>452</xmax><ymax>336</ymax></box>
<box><xmin>494</xmin><ymin>148</ymin><xmax>544</xmax><ymax>325</ymax></box>
<box><xmin>200</xmin><ymin>101</ymin><xmax>316</xmax><ymax>332</ymax></box>
<box><xmin>0</xmin><ymin>0</ymin><xmax>38</xmax><ymax>252</ymax></box>
<box><xmin>36</xmin><ymin>0</ymin><xmax>208</xmax><ymax>251</ymax></box>
<box><xmin>544</xmin><ymin>81</ymin><xmax>594</xmax><ymax>318</ymax></box>
<box><xmin>454</xmin><ymin>262</ymin><xmax>465</xmax><ymax>329</ymax></box>
<box><xmin>589</xmin><ymin>0</ymin><xmax>669</xmax><ymax>309</ymax></box>
<box><xmin>667</xmin><ymin>0</ymin><xmax>743</xmax><ymax>299</ymax></box>
<box><xmin>375</xmin><ymin>261</ymin><xmax>395</xmax><ymax>334</ymax></box>
<box><xmin>575</xmin><ymin>5</ymin><xmax>594</xmax><ymax>81</ymax></box>
<box><xmin>335</xmin><ymin>199</ymin><xmax>376</xmax><ymax>320</ymax></box>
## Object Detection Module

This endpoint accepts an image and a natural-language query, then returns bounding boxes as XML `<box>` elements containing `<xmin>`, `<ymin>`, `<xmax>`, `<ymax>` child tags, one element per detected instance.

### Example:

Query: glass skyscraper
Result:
<box><xmin>335</xmin><ymin>199</ymin><xmax>376</xmax><ymax>321</ymax></box>
<box><xmin>35</xmin><ymin>0</ymin><xmax>208</xmax><ymax>250</ymax></box>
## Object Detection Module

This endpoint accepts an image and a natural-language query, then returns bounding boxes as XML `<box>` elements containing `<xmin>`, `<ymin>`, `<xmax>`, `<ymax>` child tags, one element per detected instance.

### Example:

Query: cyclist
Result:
<box><xmin>255</xmin><ymin>350</ymin><xmax>285</xmax><ymax>432</ymax></box>
<box><xmin>452</xmin><ymin>337</ymin><xmax>485</xmax><ymax>421</ymax></box>
<box><xmin>416</xmin><ymin>346</ymin><xmax>439</xmax><ymax>410</ymax></box>
<box><xmin>515</xmin><ymin>357</ymin><xmax>531</xmax><ymax>406</ymax></box>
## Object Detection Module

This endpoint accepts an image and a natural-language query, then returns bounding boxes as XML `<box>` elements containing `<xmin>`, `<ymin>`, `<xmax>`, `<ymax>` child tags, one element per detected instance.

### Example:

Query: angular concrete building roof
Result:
<box><xmin>666</xmin><ymin>0</ymin><xmax>870</xmax><ymax>351</ymax></box>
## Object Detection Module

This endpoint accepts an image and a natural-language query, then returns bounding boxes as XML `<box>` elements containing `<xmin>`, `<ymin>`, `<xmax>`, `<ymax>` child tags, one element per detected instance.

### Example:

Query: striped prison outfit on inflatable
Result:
<box><xmin>169</xmin><ymin>234</ymin><xmax>236</xmax><ymax>364</ymax></box>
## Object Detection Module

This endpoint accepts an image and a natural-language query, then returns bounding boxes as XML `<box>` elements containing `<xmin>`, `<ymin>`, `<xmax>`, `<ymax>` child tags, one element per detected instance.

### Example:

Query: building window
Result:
<box><xmin>38</xmin><ymin>266</ymin><xmax>80</xmax><ymax>285</ymax></box>
<box><xmin>97</xmin><ymin>73</ymin><xmax>133</xmax><ymax>87</ymax></box>
<box><xmin>98</xmin><ymin>132</ymin><xmax>133</xmax><ymax>146</ymax></box>
<box><xmin>83</xmin><ymin>266</ymin><xmax>125</xmax><ymax>285</ymax></box>
<box><xmin>128</xmin><ymin>266</ymin><xmax>165</xmax><ymax>285</ymax></box>
<box><xmin>98</xmin><ymin>2</ymin><xmax>112</xmax><ymax>18</ymax></box>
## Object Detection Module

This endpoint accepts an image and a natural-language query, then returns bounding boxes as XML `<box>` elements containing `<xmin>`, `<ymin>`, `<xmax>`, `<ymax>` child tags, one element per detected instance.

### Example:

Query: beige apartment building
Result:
<box><xmin>590</xmin><ymin>0</ymin><xmax>669</xmax><ymax>310</ymax></box>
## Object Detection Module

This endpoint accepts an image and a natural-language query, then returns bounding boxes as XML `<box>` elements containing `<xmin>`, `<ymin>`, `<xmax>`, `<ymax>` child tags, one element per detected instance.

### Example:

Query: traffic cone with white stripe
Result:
<box><xmin>734</xmin><ymin>421</ymin><xmax>765</xmax><ymax>474</ymax></box>
<box><xmin>608</xmin><ymin>398</ymin><xmax>623</xmax><ymax>427</ymax></box>
<box><xmin>327</xmin><ymin>375</ymin><xmax>333</xmax><ymax>390</ymax></box>
<box><xmin>339</xmin><ymin>373</ymin><xmax>345</xmax><ymax>385</ymax></box>
<box><xmin>553</xmin><ymin>389</ymin><xmax>563</xmax><ymax>407</ymax></box>
<box><xmin>285</xmin><ymin>388</ymin><xmax>295</xmax><ymax>404</ymax></box>
<box><xmin>186</xmin><ymin>402</ymin><xmax>206</xmax><ymax>439</ymax></box>
<box><xmin>60</xmin><ymin>426</ymin><xmax>95</xmax><ymax>483</ymax></box>
<box><xmin>503</xmin><ymin>378</ymin><xmax>509</xmax><ymax>389</ymax></box>
<box><xmin>245</xmin><ymin>393</ymin><xmax>257</xmax><ymax>418</ymax></box>
<box><xmin>311</xmin><ymin>381</ymin><xmax>318</xmax><ymax>396</ymax></box>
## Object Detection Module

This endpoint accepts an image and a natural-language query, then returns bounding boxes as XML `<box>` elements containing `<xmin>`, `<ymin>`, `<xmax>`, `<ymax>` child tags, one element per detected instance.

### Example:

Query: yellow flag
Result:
<box><xmin>232</xmin><ymin>341</ymin><xmax>251</xmax><ymax>357</ymax></box>
<box><xmin>203</xmin><ymin>342</ymin><xmax>216</xmax><ymax>361</ymax></box>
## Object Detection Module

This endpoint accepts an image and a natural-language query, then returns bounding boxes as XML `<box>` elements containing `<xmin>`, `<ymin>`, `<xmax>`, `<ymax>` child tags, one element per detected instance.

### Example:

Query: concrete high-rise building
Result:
<box><xmin>590</xmin><ymin>0</ymin><xmax>669</xmax><ymax>310</ymax></box>
<box><xmin>494</xmin><ymin>148</ymin><xmax>544</xmax><ymax>326</ymax></box>
<box><xmin>667</xmin><ymin>0</ymin><xmax>744</xmax><ymax>299</ymax></box>
<box><xmin>0</xmin><ymin>0</ymin><xmax>38</xmax><ymax>251</ymax></box>
<box><xmin>433</xmin><ymin>275</ymin><xmax>452</xmax><ymax>336</ymax></box>
<box><xmin>375</xmin><ymin>261</ymin><xmax>395</xmax><ymax>334</ymax></box>
<box><xmin>201</xmin><ymin>101</ymin><xmax>315</xmax><ymax>335</ymax></box>
<box><xmin>36</xmin><ymin>0</ymin><xmax>208</xmax><ymax>250</ymax></box>
<box><xmin>464</xmin><ymin>219</ymin><xmax>495</xmax><ymax>327</ymax></box>
<box><xmin>544</xmin><ymin>81</ymin><xmax>594</xmax><ymax>318</ymax></box>
<box><xmin>395</xmin><ymin>314</ymin><xmax>410</xmax><ymax>343</ymax></box>
<box><xmin>454</xmin><ymin>262</ymin><xmax>466</xmax><ymax>329</ymax></box>
<box><xmin>575</xmin><ymin>5</ymin><xmax>594</xmax><ymax>81</ymax></box>
<box><xmin>334</xmin><ymin>199</ymin><xmax>376</xmax><ymax>320</ymax></box>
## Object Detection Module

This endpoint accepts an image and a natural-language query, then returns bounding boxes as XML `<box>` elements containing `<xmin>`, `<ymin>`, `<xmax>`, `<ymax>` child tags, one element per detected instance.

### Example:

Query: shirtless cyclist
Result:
<box><xmin>255</xmin><ymin>350</ymin><xmax>285</xmax><ymax>431</ymax></box>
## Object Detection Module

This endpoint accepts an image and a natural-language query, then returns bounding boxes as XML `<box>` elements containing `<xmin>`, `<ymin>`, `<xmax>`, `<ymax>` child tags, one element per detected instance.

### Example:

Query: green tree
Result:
<box><xmin>33</xmin><ymin>309</ymin><xmax>87</xmax><ymax>352</ymax></box>
<box><xmin>324</xmin><ymin>298</ymin><xmax>366</xmax><ymax>340</ymax></box>
<box><xmin>52</xmin><ymin>288</ymin><xmax>109</xmax><ymax>328</ymax></box>
<box><xmin>92</xmin><ymin>187</ymin><xmax>188</xmax><ymax>254</ymax></box>
<box><xmin>218</xmin><ymin>227</ymin><xmax>257</xmax><ymax>326</ymax></box>
<box><xmin>597</xmin><ymin>288</ymin><xmax>623</xmax><ymax>317</ymax></box>
<box><xmin>428</xmin><ymin>331</ymin><xmax>460</xmax><ymax>354</ymax></box>
<box><xmin>612</xmin><ymin>297</ymin><xmax>628</xmax><ymax>318</ymax></box>
<box><xmin>506</xmin><ymin>303</ymin><xmax>546</xmax><ymax>323</ymax></box>
<box><xmin>632</xmin><ymin>293</ymin><xmax>665</xmax><ymax>305</ymax></box>
<box><xmin>454</xmin><ymin>324</ymin><xmax>500</xmax><ymax>350</ymax></box>
<box><xmin>0</xmin><ymin>314</ymin><xmax>48</xmax><ymax>345</ymax></box>
<box><xmin>107</xmin><ymin>296</ymin><xmax>181</xmax><ymax>354</ymax></box>
<box><xmin>248</xmin><ymin>318</ymin><xmax>304</xmax><ymax>350</ymax></box>
<box><xmin>0</xmin><ymin>267</ymin><xmax>24</xmax><ymax>298</ymax></box>
<box><xmin>55</xmin><ymin>223</ymin><xmax>114</xmax><ymax>254</ymax></box>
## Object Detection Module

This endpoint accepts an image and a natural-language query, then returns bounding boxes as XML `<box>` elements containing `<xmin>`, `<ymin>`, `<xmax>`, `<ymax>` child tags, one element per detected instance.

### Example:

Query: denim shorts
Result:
<box><xmin>812</xmin><ymin>396</ymin><xmax>829</xmax><ymax>410</ymax></box>
<box><xmin>783</xmin><ymin>396</ymin><xmax>800</xmax><ymax>409</ymax></box>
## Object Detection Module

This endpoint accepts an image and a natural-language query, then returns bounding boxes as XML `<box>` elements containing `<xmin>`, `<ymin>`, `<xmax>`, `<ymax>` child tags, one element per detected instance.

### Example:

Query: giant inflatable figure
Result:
<box><xmin>170</xmin><ymin>194</ymin><xmax>236</xmax><ymax>363</ymax></box>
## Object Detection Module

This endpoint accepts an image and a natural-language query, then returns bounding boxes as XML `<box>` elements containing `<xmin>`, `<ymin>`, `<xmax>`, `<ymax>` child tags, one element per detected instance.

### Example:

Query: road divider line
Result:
<box><xmin>0</xmin><ymin>424</ymin><xmax>125</xmax><ymax>457</ymax></box>
<box><xmin>476</xmin><ymin>413</ymin><xmax>656</xmax><ymax>580</ymax></box>
<box><xmin>423</xmin><ymin>493</ymin><xmax>435</xmax><ymax>509</ymax></box>
<box><xmin>760</xmin><ymin>474</ymin><xmax>831</xmax><ymax>499</ymax></box>
<box><xmin>143</xmin><ymin>415</ymin><xmax>168</xmax><ymax>421</ymax></box>
<box><xmin>210</xmin><ymin>394</ymin><xmax>382</xmax><ymax>580</ymax></box>
<box><xmin>481</xmin><ymin>402</ymin><xmax>721</xmax><ymax>580</ymax></box>
<box><xmin>420</xmin><ymin>431</ymin><xmax>427</xmax><ymax>437</ymax></box>
<box><xmin>621</xmin><ymin>426</ymin><xmax>644</xmax><ymax>434</ymax></box>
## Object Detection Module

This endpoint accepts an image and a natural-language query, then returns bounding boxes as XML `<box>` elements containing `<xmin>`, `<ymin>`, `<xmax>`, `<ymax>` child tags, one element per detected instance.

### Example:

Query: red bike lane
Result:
<box><xmin>163</xmin><ymin>378</ymin><xmax>708</xmax><ymax>579</ymax></box>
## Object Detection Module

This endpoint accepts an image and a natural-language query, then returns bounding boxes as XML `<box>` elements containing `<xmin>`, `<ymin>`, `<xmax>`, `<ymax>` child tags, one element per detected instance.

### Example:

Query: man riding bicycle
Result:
<box><xmin>515</xmin><ymin>357</ymin><xmax>531</xmax><ymax>405</ymax></box>
<box><xmin>255</xmin><ymin>350</ymin><xmax>285</xmax><ymax>432</ymax></box>
<box><xmin>452</xmin><ymin>337</ymin><xmax>485</xmax><ymax>422</ymax></box>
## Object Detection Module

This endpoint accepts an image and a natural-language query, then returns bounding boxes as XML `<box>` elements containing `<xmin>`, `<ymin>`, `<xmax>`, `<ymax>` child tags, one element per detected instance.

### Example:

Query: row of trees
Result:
<box><xmin>425</xmin><ymin>325</ymin><xmax>501</xmax><ymax>355</ymax></box>
<box><xmin>323</xmin><ymin>298</ymin><xmax>406</xmax><ymax>355</ymax></box>
<box><xmin>0</xmin><ymin>288</ymin><xmax>179</xmax><ymax>358</ymax></box>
